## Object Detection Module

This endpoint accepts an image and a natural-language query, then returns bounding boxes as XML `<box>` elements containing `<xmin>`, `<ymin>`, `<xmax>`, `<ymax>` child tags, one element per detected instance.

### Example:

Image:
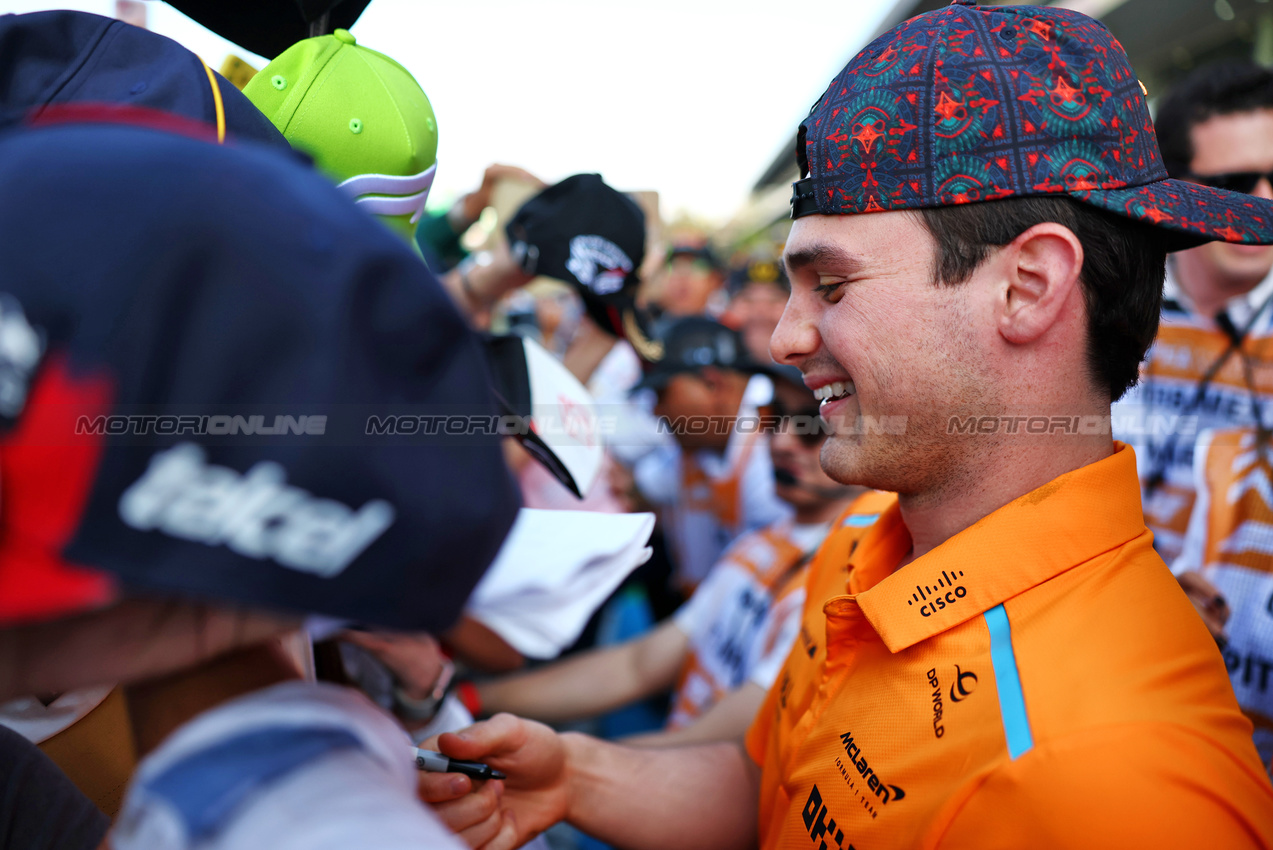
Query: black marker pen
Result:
<box><xmin>413</xmin><ymin>747</ymin><xmax>506</xmax><ymax>781</ymax></box>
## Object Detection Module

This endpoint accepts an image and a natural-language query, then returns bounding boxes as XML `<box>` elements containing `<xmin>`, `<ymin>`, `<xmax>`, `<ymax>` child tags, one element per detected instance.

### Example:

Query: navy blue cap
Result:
<box><xmin>666</xmin><ymin>242</ymin><xmax>723</xmax><ymax>272</ymax></box>
<box><xmin>0</xmin><ymin>116</ymin><xmax>519</xmax><ymax>631</ymax></box>
<box><xmin>0</xmin><ymin>10</ymin><xmax>288</xmax><ymax>150</ymax></box>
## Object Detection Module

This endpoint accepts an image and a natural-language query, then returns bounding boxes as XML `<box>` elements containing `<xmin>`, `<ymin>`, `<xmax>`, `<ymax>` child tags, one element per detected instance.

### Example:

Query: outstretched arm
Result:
<box><xmin>621</xmin><ymin>681</ymin><xmax>766</xmax><ymax>749</ymax></box>
<box><xmin>475</xmin><ymin>620</ymin><xmax>689</xmax><ymax>723</ymax></box>
<box><xmin>425</xmin><ymin>713</ymin><xmax>760</xmax><ymax>850</ymax></box>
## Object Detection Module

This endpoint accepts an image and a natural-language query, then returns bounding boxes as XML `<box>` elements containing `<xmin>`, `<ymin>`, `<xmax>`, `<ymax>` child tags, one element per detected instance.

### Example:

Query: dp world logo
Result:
<box><xmin>949</xmin><ymin>665</ymin><xmax>977</xmax><ymax>702</ymax></box>
<box><xmin>928</xmin><ymin>665</ymin><xmax>978</xmax><ymax>740</ymax></box>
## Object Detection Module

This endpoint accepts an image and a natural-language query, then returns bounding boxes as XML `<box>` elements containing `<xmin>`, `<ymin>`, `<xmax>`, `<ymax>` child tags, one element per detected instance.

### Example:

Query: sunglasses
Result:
<box><xmin>1186</xmin><ymin>169</ymin><xmax>1273</xmax><ymax>195</ymax></box>
<box><xmin>757</xmin><ymin>401</ymin><xmax>829</xmax><ymax>448</ymax></box>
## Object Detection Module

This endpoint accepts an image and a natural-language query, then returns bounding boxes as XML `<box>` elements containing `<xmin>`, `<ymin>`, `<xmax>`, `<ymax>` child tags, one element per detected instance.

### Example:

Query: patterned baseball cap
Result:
<box><xmin>792</xmin><ymin>0</ymin><xmax>1273</xmax><ymax>248</ymax></box>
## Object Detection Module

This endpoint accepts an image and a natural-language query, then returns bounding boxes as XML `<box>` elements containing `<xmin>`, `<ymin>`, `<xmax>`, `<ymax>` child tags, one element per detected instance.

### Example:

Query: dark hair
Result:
<box><xmin>917</xmin><ymin>196</ymin><xmax>1167</xmax><ymax>401</ymax></box>
<box><xmin>1155</xmin><ymin>60</ymin><xmax>1273</xmax><ymax>178</ymax></box>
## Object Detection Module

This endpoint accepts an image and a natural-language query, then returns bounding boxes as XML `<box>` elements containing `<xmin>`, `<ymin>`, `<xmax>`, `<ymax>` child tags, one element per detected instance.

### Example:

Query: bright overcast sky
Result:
<box><xmin>3</xmin><ymin>0</ymin><xmax>894</xmax><ymax>224</ymax></box>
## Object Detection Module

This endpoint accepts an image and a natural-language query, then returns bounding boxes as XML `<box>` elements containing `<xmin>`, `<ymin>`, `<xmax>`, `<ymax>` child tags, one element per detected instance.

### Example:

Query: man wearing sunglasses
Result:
<box><xmin>471</xmin><ymin>366</ymin><xmax>882</xmax><ymax>748</ymax></box>
<box><xmin>1129</xmin><ymin>61</ymin><xmax>1273</xmax><ymax>774</ymax></box>
<box><xmin>1114</xmin><ymin>63</ymin><xmax>1273</xmax><ymax>711</ymax></box>
<box><xmin>1116</xmin><ymin>61</ymin><xmax>1273</xmax><ymax>569</ymax></box>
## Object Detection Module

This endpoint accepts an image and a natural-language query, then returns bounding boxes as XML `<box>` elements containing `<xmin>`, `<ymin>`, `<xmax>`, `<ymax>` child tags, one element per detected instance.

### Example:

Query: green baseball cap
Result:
<box><xmin>244</xmin><ymin>28</ymin><xmax>438</xmax><ymax>242</ymax></box>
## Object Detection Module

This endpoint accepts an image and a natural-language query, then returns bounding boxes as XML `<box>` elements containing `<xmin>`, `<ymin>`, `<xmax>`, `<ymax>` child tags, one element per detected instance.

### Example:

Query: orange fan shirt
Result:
<box><xmin>668</xmin><ymin>518</ymin><xmax>808</xmax><ymax>729</ymax></box>
<box><xmin>1175</xmin><ymin>426</ymin><xmax>1273</xmax><ymax>769</ymax></box>
<box><xmin>1113</xmin><ymin>273</ymin><xmax>1273</xmax><ymax>563</ymax></box>
<box><xmin>747</xmin><ymin>443</ymin><xmax>1273</xmax><ymax>849</ymax></box>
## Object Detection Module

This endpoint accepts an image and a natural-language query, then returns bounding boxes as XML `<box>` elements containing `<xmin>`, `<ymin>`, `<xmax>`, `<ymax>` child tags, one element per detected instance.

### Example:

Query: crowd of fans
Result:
<box><xmin>3</xmin><ymin>2</ymin><xmax>1273</xmax><ymax>849</ymax></box>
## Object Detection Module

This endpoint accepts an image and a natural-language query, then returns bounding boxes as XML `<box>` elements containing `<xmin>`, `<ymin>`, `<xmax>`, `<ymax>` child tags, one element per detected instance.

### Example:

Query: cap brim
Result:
<box><xmin>631</xmin><ymin>355</ymin><xmax>776</xmax><ymax>393</ymax></box>
<box><xmin>631</xmin><ymin>368</ymin><xmax>679</xmax><ymax>393</ymax></box>
<box><xmin>1077</xmin><ymin>178</ymin><xmax>1273</xmax><ymax>252</ymax></box>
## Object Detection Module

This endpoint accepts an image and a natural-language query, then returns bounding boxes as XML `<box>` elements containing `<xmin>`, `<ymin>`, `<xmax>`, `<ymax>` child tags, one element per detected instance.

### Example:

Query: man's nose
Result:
<box><xmin>770</xmin><ymin>291</ymin><xmax>820</xmax><ymax>367</ymax></box>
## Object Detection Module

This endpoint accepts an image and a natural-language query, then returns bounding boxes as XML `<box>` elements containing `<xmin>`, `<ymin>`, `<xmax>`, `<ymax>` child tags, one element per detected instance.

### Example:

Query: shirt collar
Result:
<box><xmin>1164</xmin><ymin>259</ymin><xmax>1273</xmax><ymax>327</ymax></box>
<box><xmin>848</xmin><ymin>443</ymin><xmax>1147</xmax><ymax>653</ymax></box>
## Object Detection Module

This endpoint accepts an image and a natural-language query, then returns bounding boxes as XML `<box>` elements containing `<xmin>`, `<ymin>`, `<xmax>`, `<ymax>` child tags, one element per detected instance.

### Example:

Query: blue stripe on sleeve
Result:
<box><xmin>143</xmin><ymin>725</ymin><xmax>363</xmax><ymax>841</ymax></box>
<box><xmin>984</xmin><ymin>604</ymin><xmax>1034</xmax><ymax>760</ymax></box>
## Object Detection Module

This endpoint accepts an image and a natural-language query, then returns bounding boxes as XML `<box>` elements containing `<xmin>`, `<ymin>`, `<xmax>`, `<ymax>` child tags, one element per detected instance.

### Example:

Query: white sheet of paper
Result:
<box><xmin>466</xmin><ymin>508</ymin><xmax>655</xmax><ymax>658</ymax></box>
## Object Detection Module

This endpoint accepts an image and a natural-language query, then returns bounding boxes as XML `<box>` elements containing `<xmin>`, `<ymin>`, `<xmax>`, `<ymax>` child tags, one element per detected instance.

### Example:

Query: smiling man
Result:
<box><xmin>425</xmin><ymin>3</ymin><xmax>1273</xmax><ymax>848</ymax></box>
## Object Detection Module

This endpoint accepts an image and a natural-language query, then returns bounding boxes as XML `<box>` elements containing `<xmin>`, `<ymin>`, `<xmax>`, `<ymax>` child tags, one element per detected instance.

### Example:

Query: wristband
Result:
<box><xmin>454</xmin><ymin>680</ymin><xmax>483</xmax><ymax>717</ymax></box>
<box><xmin>455</xmin><ymin>251</ymin><xmax>494</xmax><ymax>307</ymax></box>
<box><xmin>392</xmin><ymin>659</ymin><xmax>454</xmax><ymax>722</ymax></box>
<box><xmin>446</xmin><ymin>198</ymin><xmax>476</xmax><ymax>234</ymax></box>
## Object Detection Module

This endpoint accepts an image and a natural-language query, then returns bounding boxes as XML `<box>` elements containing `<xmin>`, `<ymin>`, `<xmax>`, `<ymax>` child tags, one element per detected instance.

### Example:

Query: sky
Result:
<box><xmin>3</xmin><ymin>0</ymin><xmax>895</xmax><ymax>224</ymax></box>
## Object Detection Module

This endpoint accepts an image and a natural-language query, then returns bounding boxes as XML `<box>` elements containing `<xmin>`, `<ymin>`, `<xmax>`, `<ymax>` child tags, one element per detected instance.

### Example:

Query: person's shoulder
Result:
<box><xmin>932</xmin><ymin>722</ymin><xmax>1273</xmax><ymax>849</ymax></box>
<box><xmin>1017</xmin><ymin>526</ymin><xmax>1237</xmax><ymax>722</ymax></box>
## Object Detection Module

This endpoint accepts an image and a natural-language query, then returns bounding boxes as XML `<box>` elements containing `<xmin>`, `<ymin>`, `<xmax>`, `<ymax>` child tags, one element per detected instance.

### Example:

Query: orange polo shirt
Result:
<box><xmin>747</xmin><ymin>443</ymin><xmax>1273</xmax><ymax>849</ymax></box>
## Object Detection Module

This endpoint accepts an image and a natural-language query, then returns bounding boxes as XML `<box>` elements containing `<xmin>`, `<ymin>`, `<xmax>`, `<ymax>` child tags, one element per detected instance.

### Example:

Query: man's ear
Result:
<box><xmin>998</xmin><ymin>222</ymin><xmax>1084</xmax><ymax>345</ymax></box>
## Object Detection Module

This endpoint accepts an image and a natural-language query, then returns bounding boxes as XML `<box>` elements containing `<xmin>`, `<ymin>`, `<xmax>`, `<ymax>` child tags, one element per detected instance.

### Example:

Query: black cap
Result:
<box><xmin>163</xmin><ymin>0</ymin><xmax>373</xmax><ymax>60</ymax></box>
<box><xmin>633</xmin><ymin>317</ymin><xmax>764</xmax><ymax>392</ymax></box>
<box><xmin>725</xmin><ymin>257</ymin><xmax>789</xmax><ymax>297</ymax></box>
<box><xmin>505</xmin><ymin>174</ymin><xmax>646</xmax><ymax>339</ymax></box>
<box><xmin>667</xmin><ymin>242</ymin><xmax>723</xmax><ymax>271</ymax></box>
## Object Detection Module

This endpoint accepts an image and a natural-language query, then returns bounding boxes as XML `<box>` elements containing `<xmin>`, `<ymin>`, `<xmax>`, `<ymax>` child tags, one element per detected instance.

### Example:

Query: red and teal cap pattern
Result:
<box><xmin>792</xmin><ymin>0</ymin><xmax>1273</xmax><ymax>248</ymax></box>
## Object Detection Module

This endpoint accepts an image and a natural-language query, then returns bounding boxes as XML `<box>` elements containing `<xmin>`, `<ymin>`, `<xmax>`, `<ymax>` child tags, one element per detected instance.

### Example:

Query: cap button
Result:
<box><xmin>333</xmin><ymin>28</ymin><xmax>356</xmax><ymax>45</ymax></box>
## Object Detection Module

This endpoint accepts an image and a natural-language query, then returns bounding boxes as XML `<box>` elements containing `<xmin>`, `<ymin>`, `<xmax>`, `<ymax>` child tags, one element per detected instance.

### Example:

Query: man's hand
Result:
<box><xmin>443</xmin><ymin>240</ymin><xmax>534</xmax><ymax>322</ymax></box>
<box><xmin>1178</xmin><ymin>570</ymin><xmax>1231</xmax><ymax>643</ymax></box>
<box><xmin>459</xmin><ymin>164</ymin><xmax>545</xmax><ymax>225</ymax></box>
<box><xmin>340</xmin><ymin>629</ymin><xmax>446</xmax><ymax>700</ymax></box>
<box><xmin>418</xmin><ymin>770</ymin><xmax>511</xmax><ymax>850</ymax></box>
<box><xmin>422</xmin><ymin>716</ymin><xmax>759</xmax><ymax>850</ymax></box>
<box><xmin>420</xmin><ymin>714</ymin><xmax>570</xmax><ymax>850</ymax></box>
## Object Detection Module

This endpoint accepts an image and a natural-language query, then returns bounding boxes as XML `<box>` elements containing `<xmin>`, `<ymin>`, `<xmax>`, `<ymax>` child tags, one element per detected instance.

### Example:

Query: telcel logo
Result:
<box><xmin>906</xmin><ymin>570</ymin><xmax>967</xmax><ymax>617</ymax></box>
<box><xmin>119</xmin><ymin>443</ymin><xmax>395</xmax><ymax>578</ymax></box>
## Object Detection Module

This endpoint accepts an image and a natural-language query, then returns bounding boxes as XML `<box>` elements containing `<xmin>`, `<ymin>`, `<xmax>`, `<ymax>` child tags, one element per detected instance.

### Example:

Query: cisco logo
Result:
<box><xmin>906</xmin><ymin>570</ymin><xmax>967</xmax><ymax>618</ymax></box>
